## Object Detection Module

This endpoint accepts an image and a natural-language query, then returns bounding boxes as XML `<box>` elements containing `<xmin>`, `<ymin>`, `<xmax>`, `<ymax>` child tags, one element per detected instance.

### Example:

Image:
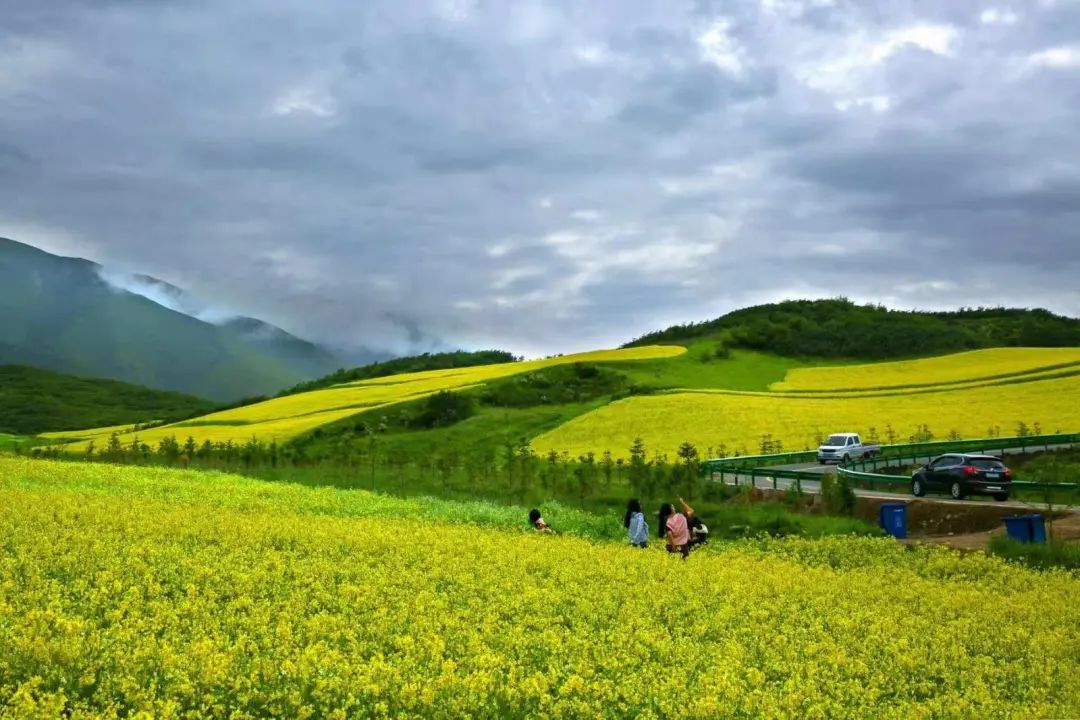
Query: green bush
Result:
<box><xmin>989</xmin><ymin>536</ymin><xmax>1080</xmax><ymax>571</ymax></box>
<box><xmin>820</xmin><ymin>473</ymin><xmax>856</xmax><ymax>516</ymax></box>
<box><xmin>480</xmin><ymin>363</ymin><xmax>626</xmax><ymax>408</ymax></box>
<box><xmin>411</xmin><ymin>391</ymin><xmax>476</xmax><ymax>429</ymax></box>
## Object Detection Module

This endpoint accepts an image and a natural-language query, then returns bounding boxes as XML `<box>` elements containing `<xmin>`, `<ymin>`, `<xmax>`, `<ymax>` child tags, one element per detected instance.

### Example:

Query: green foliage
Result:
<box><xmin>820</xmin><ymin>472</ymin><xmax>857</xmax><ymax>516</ymax></box>
<box><xmin>479</xmin><ymin>363</ymin><xmax>628</xmax><ymax>407</ymax></box>
<box><xmin>0</xmin><ymin>433</ymin><xmax>38</xmax><ymax>453</ymax></box>
<box><xmin>410</xmin><ymin>391</ymin><xmax>476</xmax><ymax>429</ymax></box>
<box><xmin>608</xmin><ymin>345</ymin><xmax>826</xmax><ymax>392</ymax></box>
<box><xmin>279</xmin><ymin>350</ymin><xmax>518</xmax><ymax>396</ymax></box>
<box><xmin>0</xmin><ymin>365</ymin><xmax>217</xmax><ymax>435</ymax></box>
<box><xmin>625</xmin><ymin>298</ymin><xmax>1080</xmax><ymax>360</ymax></box>
<box><xmin>989</xmin><ymin>536</ymin><xmax>1080</xmax><ymax>571</ymax></box>
<box><xmin>35</xmin><ymin>431</ymin><xmax>880</xmax><ymax>539</ymax></box>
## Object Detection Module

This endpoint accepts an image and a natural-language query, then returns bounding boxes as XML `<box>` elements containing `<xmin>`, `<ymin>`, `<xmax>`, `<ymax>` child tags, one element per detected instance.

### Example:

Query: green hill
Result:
<box><xmin>626</xmin><ymin>298</ymin><xmax>1080</xmax><ymax>359</ymax></box>
<box><xmin>0</xmin><ymin>365</ymin><xmax>217</xmax><ymax>435</ymax></box>
<box><xmin>0</xmin><ymin>237</ymin><xmax>325</xmax><ymax>400</ymax></box>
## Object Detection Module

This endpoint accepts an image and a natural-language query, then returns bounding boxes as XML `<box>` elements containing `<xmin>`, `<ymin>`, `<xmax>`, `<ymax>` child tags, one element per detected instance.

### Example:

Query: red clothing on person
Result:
<box><xmin>666</xmin><ymin>512</ymin><xmax>689</xmax><ymax>546</ymax></box>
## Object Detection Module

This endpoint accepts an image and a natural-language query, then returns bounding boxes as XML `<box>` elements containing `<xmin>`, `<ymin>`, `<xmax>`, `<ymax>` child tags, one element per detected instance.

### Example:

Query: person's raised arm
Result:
<box><xmin>678</xmin><ymin>496</ymin><xmax>695</xmax><ymax>517</ymax></box>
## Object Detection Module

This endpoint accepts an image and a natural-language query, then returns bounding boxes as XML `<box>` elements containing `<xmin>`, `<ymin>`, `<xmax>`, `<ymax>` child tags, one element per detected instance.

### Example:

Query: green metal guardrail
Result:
<box><xmin>836</xmin><ymin>465</ymin><xmax>1080</xmax><ymax>497</ymax></box>
<box><xmin>701</xmin><ymin>431</ymin><xmax>1080</xmax><ymax>499</ymax></box>
<box><xmin>701</xmin><ymin>432</ymin><xmax>1080</xmax><ymax>474</ymax></box>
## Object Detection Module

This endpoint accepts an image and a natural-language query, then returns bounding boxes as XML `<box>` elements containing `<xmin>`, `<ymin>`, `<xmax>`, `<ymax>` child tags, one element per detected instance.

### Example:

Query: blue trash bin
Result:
<box><xmin>879</xmin><ymin>502</ymin><xmax>907</xmax><ymax>539</ymax></box>
<box><xmin>1003</xmin><ymin>515</ymin><xmax>1033</xmax><ymax>542</ymax></box>
<box><xmin>1030</xmin><ymin>514</ymin><xmax>1047</xmax><ymax>543</ymax></box>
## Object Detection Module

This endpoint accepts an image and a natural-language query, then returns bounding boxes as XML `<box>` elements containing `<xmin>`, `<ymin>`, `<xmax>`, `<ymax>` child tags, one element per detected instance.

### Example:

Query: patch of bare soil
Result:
<box><xmin>912</xmin><ymin>511</ymin><xmax>1080</xmax><ymax>552</ymax></box>
<box><xmin>852</xmin><ymin>497</ymin><xmax>1058</xmax><ymax>536</ymax></box>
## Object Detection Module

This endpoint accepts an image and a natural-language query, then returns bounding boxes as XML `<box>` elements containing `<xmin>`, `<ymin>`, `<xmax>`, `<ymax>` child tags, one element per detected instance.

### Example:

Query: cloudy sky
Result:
<box><xmin>2</xmin><ymin>0</ymin><xmax>1079</xmax><ymax>357</ymax></box>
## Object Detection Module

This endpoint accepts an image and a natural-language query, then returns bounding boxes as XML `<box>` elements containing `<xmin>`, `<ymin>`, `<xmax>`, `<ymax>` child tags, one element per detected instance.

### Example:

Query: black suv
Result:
<box><xmin>911</xmin><ymin>454</ymin><xmax>1012</xmax><ymax>501</ymax></box>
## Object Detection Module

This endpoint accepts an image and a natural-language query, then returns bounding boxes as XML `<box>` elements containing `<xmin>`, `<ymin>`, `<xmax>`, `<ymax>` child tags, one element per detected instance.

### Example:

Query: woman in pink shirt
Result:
<box><xmin>659</xmin><ymin>497</ymin><xmax>695</xmax><ymax>558</ymax></box>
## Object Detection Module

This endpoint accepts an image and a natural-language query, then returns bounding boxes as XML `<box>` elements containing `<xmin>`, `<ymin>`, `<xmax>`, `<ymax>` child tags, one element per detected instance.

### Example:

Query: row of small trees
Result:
<box><xmin>28</xmin><ymin>433</ymin><xmax>718</xmax><ymax>508</ymax></box>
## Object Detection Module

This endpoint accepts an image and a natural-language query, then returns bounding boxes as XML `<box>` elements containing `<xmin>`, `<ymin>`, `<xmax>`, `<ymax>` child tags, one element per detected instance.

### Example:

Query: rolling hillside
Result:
<box><xmin>45</xmin><ymin>346</ymin><xmax>686</xmax><ymax>449</ymax></box>
<box><xmin>0</xmin><ymin>237</ymin><xmax>342</xmax><ymax>400</ymax></box>
<box><xmin>0</xmin><ymin>365</ymin><xmax>217</xmax><ymax>435</ymax></box>
<box><xmin>42</xmin><ymin>340</ymin><xmax>1080</xmax><ymax>461</ymax></box>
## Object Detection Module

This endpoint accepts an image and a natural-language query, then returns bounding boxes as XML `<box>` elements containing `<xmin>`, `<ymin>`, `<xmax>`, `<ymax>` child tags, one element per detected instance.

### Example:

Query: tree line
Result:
<box><xmin>626</xmin><ymin>299</ymin><xmax>1080</xmax><ymax>360</ymax></box>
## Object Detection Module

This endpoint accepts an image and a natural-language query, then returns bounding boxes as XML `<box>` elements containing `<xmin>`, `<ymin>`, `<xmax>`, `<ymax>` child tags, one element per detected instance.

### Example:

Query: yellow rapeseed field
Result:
<box><xmin>3</xmin><ymin>457</ymin><xmax>1079</xmax><ymax>718</ymax></box>
<box><xmin>40</xmin><ymin>422</ymin><xmax>153</xmax><ymax>441</ymax></box>
<box><xmin>54</xmin><ymin>346</ymin><xmax>685</xmax><ymax>450</ymax></box>
<box><xmin>771</xmin><ymin>347</ymin><xmax>1080</xmax><ymax>392</ymax></box>
<box><xmin>534</xmin><ymin>374</ymin><xmax>1080</xmax><ymax>458</ymax></box>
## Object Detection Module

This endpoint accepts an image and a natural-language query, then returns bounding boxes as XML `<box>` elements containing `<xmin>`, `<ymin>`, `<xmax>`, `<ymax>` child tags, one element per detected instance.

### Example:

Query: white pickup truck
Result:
<box><xmin>817</xmin><ymin>433</ymin><xmax>880</xmax><ymax>464</ymax></box>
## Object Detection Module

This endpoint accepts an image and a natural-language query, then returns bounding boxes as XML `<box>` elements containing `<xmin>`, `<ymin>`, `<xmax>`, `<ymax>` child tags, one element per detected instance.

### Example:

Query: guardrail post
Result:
<box><xmin>772</xmin><ymin>474</ymin><xmax>777</xmax><ymax>490</ymax></box>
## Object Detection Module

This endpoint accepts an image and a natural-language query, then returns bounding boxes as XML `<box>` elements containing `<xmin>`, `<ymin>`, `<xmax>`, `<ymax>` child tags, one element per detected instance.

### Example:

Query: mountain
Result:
<box><xmin>625</xmin><ymin>298</ymin><xmax>1080</xmax><ymax>359</ymax></box>
<box><xmin>220</xmin><ymin>316</ymin><xmax>343</xmax><ymax>379</ymax></box>
<box><xmin>0</xmin><ymin>364</ymin><xmax>217</xmax><ymax>435</ymax></box>
<box><xmin>0</xmin><ymin>237</ymin><xmax>343</xmax><ymax>400</ymax></box>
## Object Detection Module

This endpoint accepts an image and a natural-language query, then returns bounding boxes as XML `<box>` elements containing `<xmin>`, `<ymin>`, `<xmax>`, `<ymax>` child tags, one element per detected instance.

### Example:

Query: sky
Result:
<box><xmin>2</xmin><ymin>0</ymin><xmax>1079</xmax><ymax>358</ymax></box>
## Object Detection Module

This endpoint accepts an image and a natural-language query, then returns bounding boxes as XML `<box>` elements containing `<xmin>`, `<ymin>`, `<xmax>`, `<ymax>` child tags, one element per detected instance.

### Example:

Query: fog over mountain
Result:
<box><xmin>0</xmin><ymin>237</ymin><xmax>350</xmax><ymax>399</ymax></box>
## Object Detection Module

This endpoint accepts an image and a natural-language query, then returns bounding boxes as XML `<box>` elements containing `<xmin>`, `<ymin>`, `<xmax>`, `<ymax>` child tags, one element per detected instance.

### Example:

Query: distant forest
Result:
<box><xmin>0</xmin><ymin>365</ymin><xmax>216</xmax><ymax>435</ymax></box>
<box><xmin>626</xmin><ymin>299</ymin><xmax>1080</xmax><ymax>359</ymax></box>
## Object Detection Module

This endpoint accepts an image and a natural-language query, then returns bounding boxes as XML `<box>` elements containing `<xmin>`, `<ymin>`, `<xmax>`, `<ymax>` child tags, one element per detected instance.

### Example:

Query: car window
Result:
<box><xmin>970</xmin><ymin>458</ymin><xmax>1005</xmax><ymax>470</ymax></box>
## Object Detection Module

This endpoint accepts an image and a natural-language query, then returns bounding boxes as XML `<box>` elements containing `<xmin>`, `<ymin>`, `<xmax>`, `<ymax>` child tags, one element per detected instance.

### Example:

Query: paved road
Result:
<box><xmin>713</xmin><ymin>442</ymin><xmax>1077</xmax><ymax>512</ymax></box>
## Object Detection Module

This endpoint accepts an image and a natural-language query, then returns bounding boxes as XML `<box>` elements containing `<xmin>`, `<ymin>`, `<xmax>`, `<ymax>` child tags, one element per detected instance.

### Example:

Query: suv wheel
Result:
<box><xmin>950</xmin><ymin>481</ymin><xmax>965</xmax><ymax>500</ymax></box>
<box><xmin>993</xmin><ymin>494</ymin><xmax>1009</xmax><ymax>502</ymax></box>
<box><xmin>911</xmin><ymin>478</ymin><xmax>925</xmax><ymax>497</ymax></box>
<box><xmin>842</xmin><ymin>454</ymin><xmax>850</xmax><ymax>464</ymax></box>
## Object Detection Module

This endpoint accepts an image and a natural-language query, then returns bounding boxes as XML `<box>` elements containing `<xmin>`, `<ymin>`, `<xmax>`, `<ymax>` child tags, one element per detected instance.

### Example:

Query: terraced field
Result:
<box><xmin>771</xmin><ymin>347</ymin><xmax>1080</xmax><ymax>392</ymax></box>
<box><xmin>41</xmin><ymin>345</ymin><xmax>1080</xmax><ymax>459</ymax></box>
<box><xmin>50</xmin><ymin>346</ymin><xmax>685</xmax><ymax>449</ymax></box>
<box><xmin>534</xmin><ymin>354</ymin><xmax>1080</xmax><ymax>458</ymax></box>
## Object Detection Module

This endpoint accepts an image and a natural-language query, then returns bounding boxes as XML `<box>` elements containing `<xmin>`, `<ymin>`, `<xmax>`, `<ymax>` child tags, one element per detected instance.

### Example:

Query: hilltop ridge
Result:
<box><xmin>625</xmin><ymin>299</ymin><xmax>1080</xmax><ymax>358</ymax></box>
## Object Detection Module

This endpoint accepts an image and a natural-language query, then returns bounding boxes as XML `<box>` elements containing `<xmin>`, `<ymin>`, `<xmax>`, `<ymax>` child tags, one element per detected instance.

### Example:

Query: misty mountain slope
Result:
<box><xmin>221</xmin><ymin>316</ymin><xmax>343</xmax><ymax>379</ymax></box>
<box><xmin>0</xmin><ymin>237</ymin><xmax>332</xmax><ymax>400</ymax></box>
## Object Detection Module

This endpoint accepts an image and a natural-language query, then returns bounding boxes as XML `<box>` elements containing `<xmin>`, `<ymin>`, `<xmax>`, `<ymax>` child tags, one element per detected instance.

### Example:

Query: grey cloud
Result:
<box><xmin>0</xmin><ymin>0</ymin><xmax>1077</xmax><ymax>359</ymax></box>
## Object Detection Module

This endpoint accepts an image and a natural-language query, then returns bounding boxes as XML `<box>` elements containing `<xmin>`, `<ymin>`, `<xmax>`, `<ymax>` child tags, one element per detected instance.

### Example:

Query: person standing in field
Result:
<box><xmin>624</xmin><ymin>498</ymin><xmax>649</xmax><ymax>548</ymax></box>
<box><xmin>659</xmin><ymin>497</ymin><xmax>696</xmax><ymax>558</ymax></box>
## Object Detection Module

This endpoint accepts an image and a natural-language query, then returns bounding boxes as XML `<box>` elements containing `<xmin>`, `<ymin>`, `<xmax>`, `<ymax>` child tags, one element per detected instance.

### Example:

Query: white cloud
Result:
<box><xmin>659</xmin><ymin>161</ymin><xmax>763</xmax><ymax>196</ymax></box>
<box><xmin>571</xmin><ymin>209</ymin><xmax>602</xmax><ymax>222</ymax></box>
<box><xmin>434</xmin><ymin>0</ymin><xmax>478</xmax><ymax>23</ymax></box>
<box><xmin>271</xmin><ymin>87</ymin><xmax>338</xmax><ymax>119</ymax></box>
<box><xmin>574</xmin><ymin>44</ymin><xmax>612</xmax><ymax>66</ymax></box>
<box><xmin>796</xmin><ymin>24</ymin><xmax>957</xmax><ymax>96</ymax></box>
<box><xmin>492</xmin><ymin>266</ymin><xmax>543</xmax><ymax>290</ymax></box>
<box><xmin>834</xmin><ymin>95</ymin><xmax>892</xmax><ymax>113</ymax></box>
<box><xmin>979</xmin><ymin>8</ymin><xmax>1020</xmax><ymax>25</ymax></box>
<box><xmin>697</xmin><ymin>18</ymin><xmax>745</xmax><ymax>75</ymax></box>
<box><xmin>870</xmin><ymin>24</ymin><xmax>959</xmax><ymax>62</ymax></box>
<box><xmin>759</xmin><ymin>0</ymin><xmax>836</xmax><ymax>18</ymax></box>
<box><xmin>1029</xmin><ymin>46</ymin><xmax>1080</xmax><ymax>69</ymax></box>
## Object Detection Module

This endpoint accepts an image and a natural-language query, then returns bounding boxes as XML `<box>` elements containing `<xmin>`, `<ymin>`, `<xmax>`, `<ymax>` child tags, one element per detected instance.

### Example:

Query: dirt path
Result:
<box><xmin>913</xmin><ymin>509</ymin><xmax>1080</xmax><ymax>551</ymax></box>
